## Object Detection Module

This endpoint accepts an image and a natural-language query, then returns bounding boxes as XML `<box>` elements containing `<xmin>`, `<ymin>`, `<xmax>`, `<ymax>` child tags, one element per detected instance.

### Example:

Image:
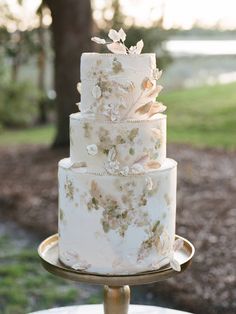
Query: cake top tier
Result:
<box><xmin>77</xmin><ymin>29</ymin><xmax>166</xmax><ymax>121</ymax></box>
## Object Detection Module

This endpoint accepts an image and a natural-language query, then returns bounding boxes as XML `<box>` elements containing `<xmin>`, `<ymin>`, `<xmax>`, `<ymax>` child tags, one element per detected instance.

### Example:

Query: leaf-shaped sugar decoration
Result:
<box><xmin>77</xmin><ymin>82</ymin><xmax>81</xmax><ymax>94</ymax></box>
<box><xmin>107</xmin><ymin>42</ymin><xmax>127</xmax><ymax>54</ymax></box>
<box><xmin>135</xmin><ymin>39</ymin><xmax>144</xmax><ymax>54</ymax></box>
<box><xmin>146</xmin><ymin>85</ymin><xmax>163</xmax><ymax>99</ymax></box>
<box><xmin>134</xmin><ymin>154</ymin><xmax>149</xmax><ymax>165</ymax></box>
<box><xmin>118</xmin><ymin>28</ymin><xmax>126</xmax><ymax>42</ymax></box>
<box><xmin>135</xmin><ymin>102</ymin><xmax>152</xmax><ymax>115</ymax></box>
<box><xmin>173</xmin><ymin>238</ymin><xmax>184</xmax><ymax>251</ymax></box>
<box><xmin>91</xmin><ymin>37</ymin><xmax>106</xmax><ymax>44</ymax></box>
<box><xmin>92</xmin><ymin>85</ymin><xmax>102</xmax><ymax>99</ymax></box>
<box><xmin>153</xmin><ymin>68</ymin><xmax>163</xmax><ymax>80</ymax></box>
<box><xmin>147</xmin><ymin>102</ymin><xmax>167</xmax><ymax>118</ymax></box>
<box><xmin>142</xmin><ymin>78</ymin><xmax>154</xmax><ymax>90</ymax></box>
<box><xmin>151</xmin><ymin>128</ymin><xmax>161</xmax><ymax>138</ymax></box>
<box><xmin>146</xmin><ymin>160</ymin><xmax>161</xmax><ymax>169</ymax></box>
<box><xmin>108</xmin><ymin>29</ymin><xmax>120</xmax><ymax>42</ymax></box>
<box><xmin>170</xmin><ymin>258</ymin><xmax>181</xmax><ymax>272</ymax></box>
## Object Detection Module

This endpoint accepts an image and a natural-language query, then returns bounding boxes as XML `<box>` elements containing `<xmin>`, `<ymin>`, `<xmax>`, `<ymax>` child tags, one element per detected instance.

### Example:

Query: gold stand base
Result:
<box><xmin>104</xmin><ymin>285</ymin><xmax>130</xmax><ymax>314</ymax></box>
<box><xmin>38</xmin><ymin>234</ymin><xmax>194</xmax><ymax>314</ymax></box>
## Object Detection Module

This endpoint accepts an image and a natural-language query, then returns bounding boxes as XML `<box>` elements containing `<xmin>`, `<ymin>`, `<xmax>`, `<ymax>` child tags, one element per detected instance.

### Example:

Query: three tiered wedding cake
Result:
<box><xmin>58</xmin><ymin>29</ymin><xmax>181</xmax><ymax>275</ymax></box>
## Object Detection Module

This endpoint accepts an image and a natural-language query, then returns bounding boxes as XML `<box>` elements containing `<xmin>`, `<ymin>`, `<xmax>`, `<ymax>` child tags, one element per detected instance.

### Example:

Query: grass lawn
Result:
<box><xmin>0</xmin><ymin>82</ymin><xmax>235</xmax><ymax>149</ymax></box>
<box><xmin>160</xmin><ymin>82</ymin><xmax>236</xmax><ymax>149</ymax></box>
<box><xmin>0</xmin><ymin>125</ymin><xmax>55</xmax><ymax>146</ymax></box>
<box><xmin>0</xmin><ymin>233</ymin><xmax>102</xmax><ymax>314</ymax></box>
<box><xmin>0</xmin><ymin>234</ymin><xmax>78</xmax><ymax>314</ymax></box>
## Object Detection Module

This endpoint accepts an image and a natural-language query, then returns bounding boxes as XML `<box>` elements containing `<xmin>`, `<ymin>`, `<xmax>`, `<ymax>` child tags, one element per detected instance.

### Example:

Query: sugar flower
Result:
<box><xmin>91</xmin><ymin>28</ymin><xmax>144</xmax><ymax>55</ymax></box>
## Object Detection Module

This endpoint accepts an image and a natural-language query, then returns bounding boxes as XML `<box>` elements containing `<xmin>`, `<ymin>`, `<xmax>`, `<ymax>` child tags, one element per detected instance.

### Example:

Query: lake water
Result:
<box><xmin>165</xmin><ymin>40</ymin><xmax>236</xmax><ymax>56</ymax></box>
<box><xmin>162</xmin><ymin>40</ymin><xmax>236</xmax><ymax>89</ymax></box>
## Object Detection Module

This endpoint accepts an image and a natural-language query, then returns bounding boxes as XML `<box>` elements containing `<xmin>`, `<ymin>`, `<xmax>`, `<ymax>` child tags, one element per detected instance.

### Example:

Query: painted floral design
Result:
<box><xmin>83</xmin><ymin>177</ymin><xmax>177</xmax><ymax>269</ymax></box>
<box><xmin>137</xmin><ymin>221</ymin><xmax>168</xmax><ymax>262</ymax></box>
<box><xmin>64</xmin><ymin>176</ymin><xmax>74</xmax><ymax>200</ymax></box>
<box><xmin>87</xmin><ymin>179</ymin><xmax>153</xmax><ymax>237</ymax></box>
<box><xmin>59</xmin><ymin>208</ymin><xmax>66</xmax><ymax>225</ymax></box>
<box><xmin>85</xmin><ymin>62</ymin><xmax>134</xmax><ymax>121</ymax></box>
<box><xmin>80</xmin><ymin>122</ymin><xmax>163</xmax><ymax>175</ymax></box>
<box><xmin>103</xmin><ymin>127</ymin><xmax>147</xmax><ymax>175</ymax></box>
<box><xmin>82</xmin><ymin>122</ymin><xmax>93</xmax><ymax>138</ymax></box>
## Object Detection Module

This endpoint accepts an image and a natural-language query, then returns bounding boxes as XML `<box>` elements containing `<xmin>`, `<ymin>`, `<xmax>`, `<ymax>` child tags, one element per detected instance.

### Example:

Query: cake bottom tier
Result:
<box><xmin>58</xmin><ymin>158</ymin><xmax>177</xmax><ymax>275</ymax></box>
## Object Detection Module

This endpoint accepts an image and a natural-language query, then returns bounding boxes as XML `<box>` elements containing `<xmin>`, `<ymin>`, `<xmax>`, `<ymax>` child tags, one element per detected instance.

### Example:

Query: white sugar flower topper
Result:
<box><xmin>91</xmin><ymin>28</ymin><xmax>144</xmax><ymax>55</ymax></box>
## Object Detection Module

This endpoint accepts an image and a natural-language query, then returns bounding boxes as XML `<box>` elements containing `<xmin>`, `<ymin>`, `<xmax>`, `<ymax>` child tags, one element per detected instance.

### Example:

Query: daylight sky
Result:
<box><xmin>1</xmin><ymin>0</ymin><xmax>236</xmax><ymax>31</ymax></box>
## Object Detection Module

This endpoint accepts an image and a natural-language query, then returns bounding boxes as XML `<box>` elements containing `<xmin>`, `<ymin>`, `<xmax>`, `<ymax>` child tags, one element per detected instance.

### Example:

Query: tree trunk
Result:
<box><xmin>45</xmin><ymin>0</ymin><xmax>93</xmax><ymax>147</ymax></box>
<box><xmin>37</xmin><ymin>5</ymin><xmax>48</xmax><ymax>124</ymax></box>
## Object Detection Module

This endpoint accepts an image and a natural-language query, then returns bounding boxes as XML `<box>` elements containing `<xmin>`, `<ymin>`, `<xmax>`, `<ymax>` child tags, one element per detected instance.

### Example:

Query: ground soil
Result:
<box><xmin>0</xmin><ymin>144</ymin><xmax>235</xmax><ymax>314</ymax></box>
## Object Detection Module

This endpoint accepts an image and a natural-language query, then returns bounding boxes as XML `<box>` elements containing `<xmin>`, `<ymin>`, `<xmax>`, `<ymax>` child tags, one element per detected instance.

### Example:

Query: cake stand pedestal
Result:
<box><xmin>38</xmin><ymin>234</ymin><xmax>194</xmax><ymax>314</ymax></box>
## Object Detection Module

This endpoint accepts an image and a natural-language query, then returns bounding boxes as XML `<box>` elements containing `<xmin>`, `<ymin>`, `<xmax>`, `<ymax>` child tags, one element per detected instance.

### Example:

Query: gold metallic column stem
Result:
<box><xmin>104</xmin><ymin>285</ymin><xmax>130</xmax><ymax>314</ymax></box>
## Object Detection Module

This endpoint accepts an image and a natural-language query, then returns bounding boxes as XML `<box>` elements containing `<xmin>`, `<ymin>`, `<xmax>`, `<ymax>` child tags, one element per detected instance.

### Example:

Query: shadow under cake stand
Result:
<box><xmin>38</xmin><ymin>234</ymin><xmax>194</xmax><ymax>314</ymax></box>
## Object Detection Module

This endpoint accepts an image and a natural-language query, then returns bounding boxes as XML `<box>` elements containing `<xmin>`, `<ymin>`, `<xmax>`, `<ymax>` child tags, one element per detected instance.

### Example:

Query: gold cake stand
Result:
<box><xmin>38</xmin><ymin>234</ymin><xmax>194</xmax><ymax>314</ymax></box>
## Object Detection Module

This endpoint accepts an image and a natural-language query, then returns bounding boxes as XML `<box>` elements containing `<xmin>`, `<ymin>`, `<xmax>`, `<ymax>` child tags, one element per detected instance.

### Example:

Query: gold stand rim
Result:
<box><xmin>38</xmin><ymin>234</ymin><xmax>194</xmax><ymax>286</ymax></box>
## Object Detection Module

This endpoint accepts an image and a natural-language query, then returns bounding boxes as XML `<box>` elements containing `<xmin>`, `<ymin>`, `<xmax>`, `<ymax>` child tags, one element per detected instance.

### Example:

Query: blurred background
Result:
<box><xmin>0</xmin><ymin>0</ymin><xmax>235</xmax><ymax>313</ymax></box>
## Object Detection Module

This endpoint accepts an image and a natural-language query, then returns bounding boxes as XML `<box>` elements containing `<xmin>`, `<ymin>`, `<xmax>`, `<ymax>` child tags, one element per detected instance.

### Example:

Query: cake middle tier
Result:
<box><xmin>70</xmin><ymin>113</ymin><xmax>166</xmax><ymax>174</ymax></box>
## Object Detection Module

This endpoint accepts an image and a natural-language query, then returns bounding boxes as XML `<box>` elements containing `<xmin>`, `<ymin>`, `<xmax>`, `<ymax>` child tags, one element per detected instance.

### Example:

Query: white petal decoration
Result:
<box><xmin>91</xmin><ymin>37</ymin><xmax>106</xmax><ymax>44</ymax></box>
<box><xmin>92</xmin><ymin>85</ymin><xmax>102</xmax><ymax>99</ymax></box>
<box><xmin>91</xmin><ymin>30</ymin><xmax>144</xmax><ymax>55</ymax></box>
<box><xmin>86</xmin><ymin>144</ymin><xmax>98</xmax><ymax>156</ymax></box>
<box><xmin>105</xmin><ymin>160</ymin><xmax>120</xmax><ymax>174</ymax></box>
<box><xmin>170</xmin><ymin>258</ymin><xmax>181</xmax><ymax>272</ymax></box>
<box><xmin>118</xmin><ymin>28</ymin><xmax>126</xmax><ymax>42</ymax></box>
<box><xmin>131</xmin><ymin>163</ymin><xmax>145</xmax><ymax>174</ymax></box>
<box><xmin>136</xmin><ymin>40</ymin><xmax>144</xmax><ymax>54</ymax></box>
<box><xmin>108</xmin><ymin>29</ymin><xmax>120</xmax><ymax>42</ymax></box>
<box><xmin>108</xmin><ymin>147</ymin><xmax>117</xmax><ymax>161</ymax></box>
<box><xmin>77</xmin><ymin>82</ymin><xmax>81</xmax><ymax>94</ymax></box>
<box><xmin>153</xmin><ymin>68</ymin><xmax>163</xmax><ymax>80</ymax></box>
<box><xmin>111</xmin><ymin>113</ymin><xmax>118</xmax><ymax>122</ymax></box>
<box><xmin>145</xmin><ymin>176</ymin><xmax>153</xmax><ymax>191</ymax></box>
<box><xmin>71</xmin><ymin>263</ymin><xmax>81</xmax><ymax>270</ymax></box>
<box><xmin>107</xmin><ymin>42</ymin><xmax>127</xmax><ymax>54</ymax></box>
<box><xmin>120</xmin><ymin>166</ymin><xmax>129</xmax><ymax>176</ymax></box>
<box><xmin>173</xmin><ymin>238</ymin><xmax>184</xmax><ymax>251</ymax></box>
<box><xmin>129</xmin><ymin>46</ymin><xmax>136</xmax><ymax>54</ymax></box>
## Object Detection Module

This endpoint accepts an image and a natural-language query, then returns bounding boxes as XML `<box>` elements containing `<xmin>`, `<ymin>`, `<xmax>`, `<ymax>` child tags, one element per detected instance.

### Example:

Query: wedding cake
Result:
<box><xmin>58</xmin><ymin>29</ymin><xmax>182</xmax><ymax>275</ymax></box>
